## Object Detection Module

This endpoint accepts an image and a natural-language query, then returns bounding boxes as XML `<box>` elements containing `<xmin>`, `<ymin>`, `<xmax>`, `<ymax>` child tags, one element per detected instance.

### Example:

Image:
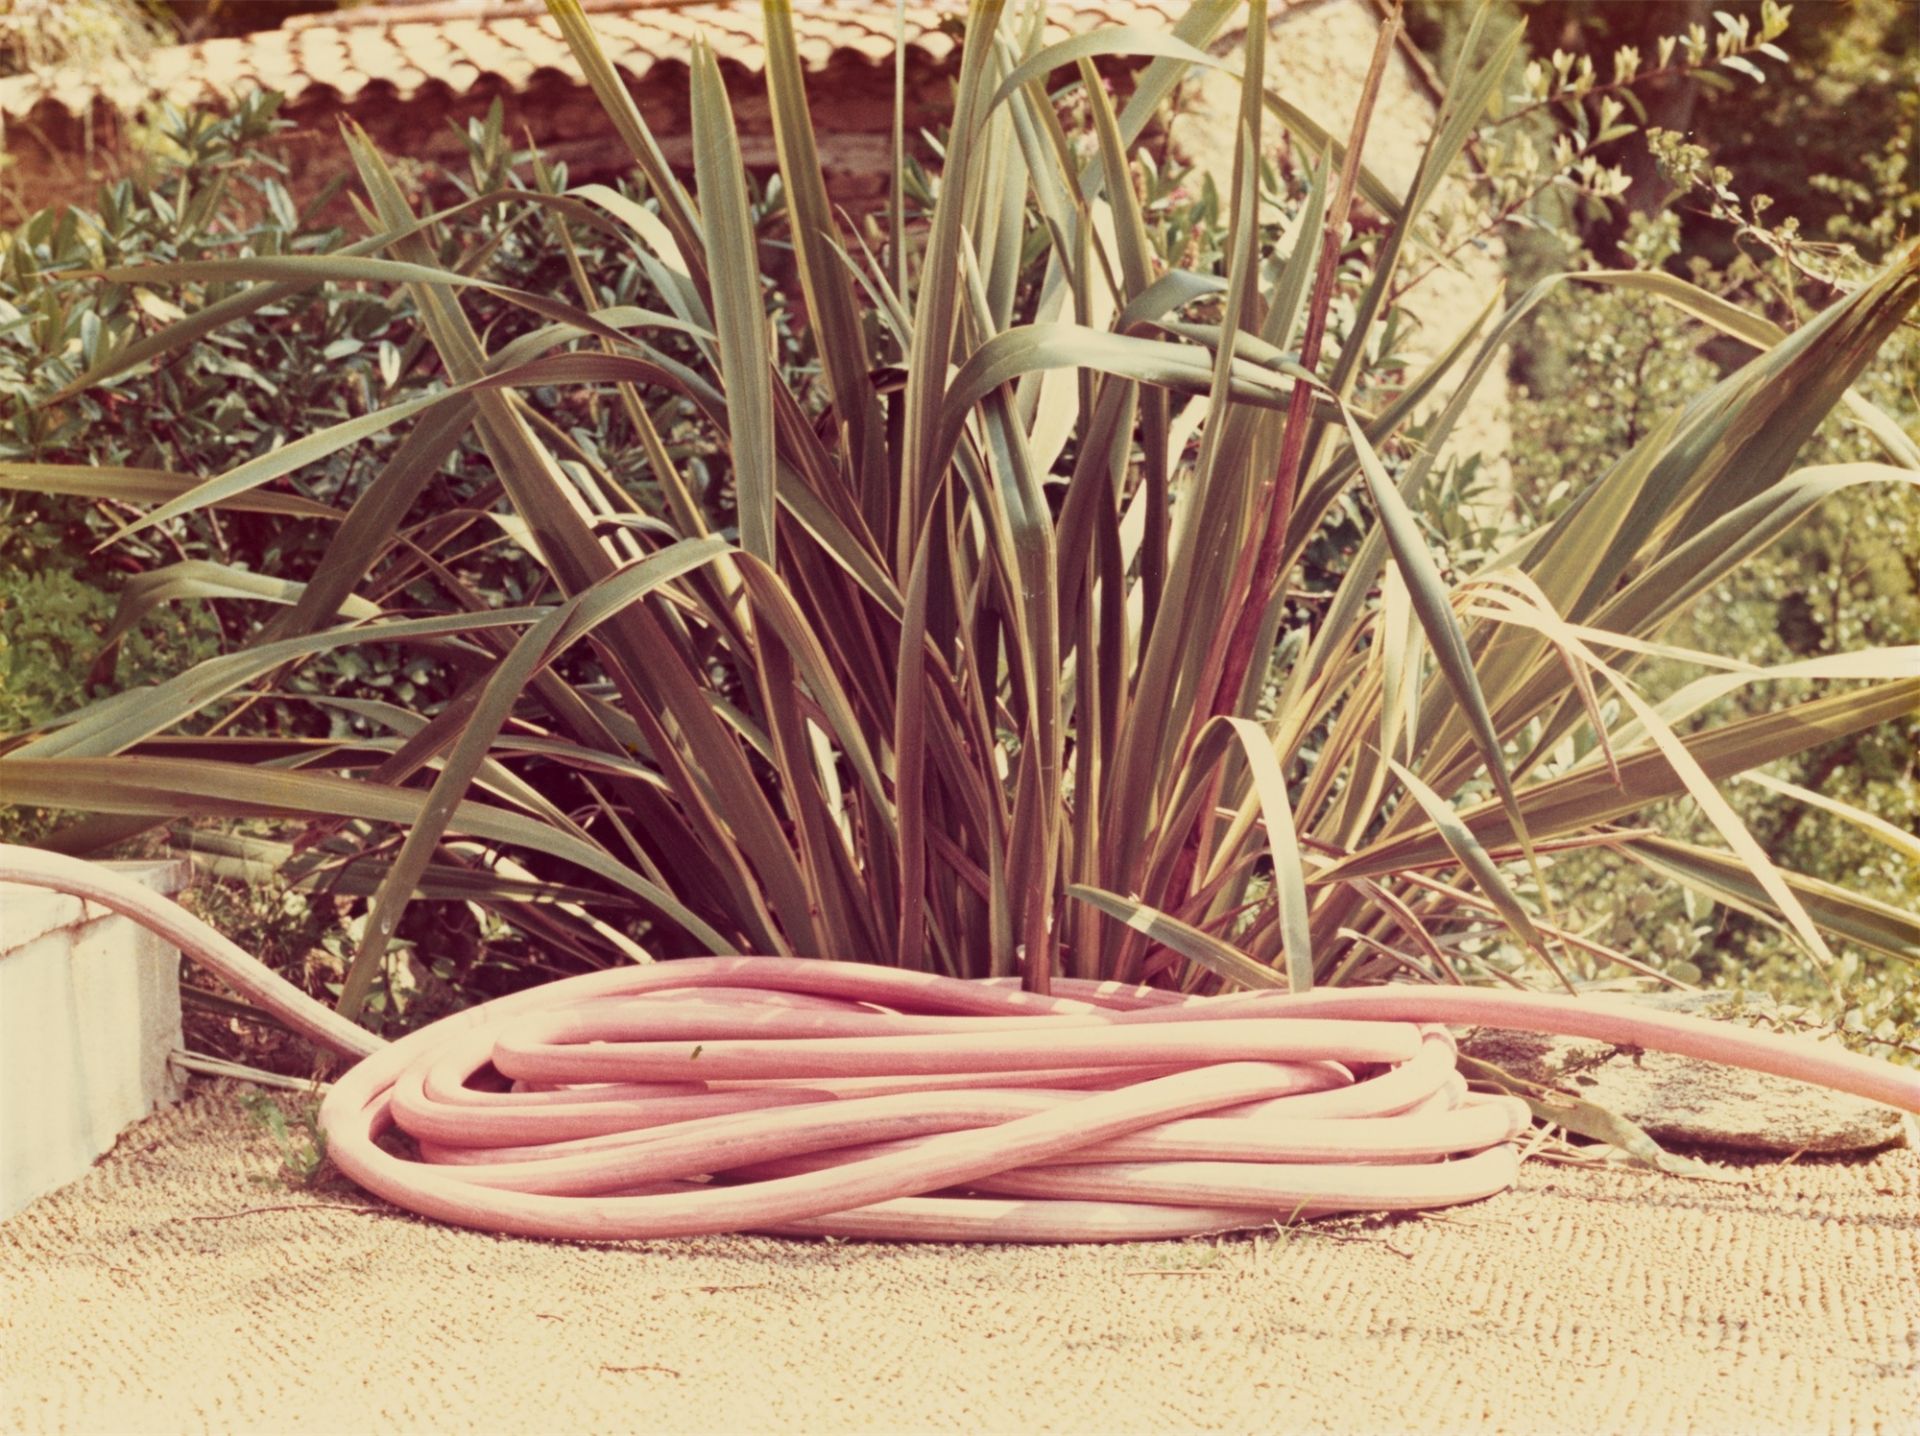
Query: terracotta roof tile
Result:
<box><xmin>434</xmin><ymin>17</ymin><xmax>497</xmax><ymax>71</ymax></box>
<box><xmin>145</xmin><ymin>46</ymin><xmax>199</xmax><ymax>96</ymax></box>
<box><xmin>0</xmin><ymin>0</ymin><xmax>1223</xmax><ymax>122</ymax></box>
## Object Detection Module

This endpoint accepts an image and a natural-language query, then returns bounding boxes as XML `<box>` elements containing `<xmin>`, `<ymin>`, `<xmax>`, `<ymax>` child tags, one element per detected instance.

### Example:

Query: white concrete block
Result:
<box><xmin>0</xmin><ymin>859</ymin><xmax>189</xmax><ymax>1218</ymax></box>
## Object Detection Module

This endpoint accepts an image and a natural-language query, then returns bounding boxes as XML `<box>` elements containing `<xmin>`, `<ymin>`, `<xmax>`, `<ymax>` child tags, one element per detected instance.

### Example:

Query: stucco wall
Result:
<box><xmin>0</xmin><ymin>860</ymin><xmax>189</xmax><ymax>1217</ymax></box>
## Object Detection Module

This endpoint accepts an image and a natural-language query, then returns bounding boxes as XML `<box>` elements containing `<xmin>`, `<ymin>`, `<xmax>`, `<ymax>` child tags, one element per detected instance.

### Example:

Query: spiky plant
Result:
<box><xmin>2</xmin><ymin>0</ymin><xmax>1915</xmax><ymax>1044</ymax></box>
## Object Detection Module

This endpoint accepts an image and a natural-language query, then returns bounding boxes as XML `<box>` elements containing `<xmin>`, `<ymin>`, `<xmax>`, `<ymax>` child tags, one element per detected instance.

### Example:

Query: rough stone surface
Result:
<box><xmin>1461</xmin><ymin>990</ymin><xmax>1910</xmax><ymax>1155</ymax></box>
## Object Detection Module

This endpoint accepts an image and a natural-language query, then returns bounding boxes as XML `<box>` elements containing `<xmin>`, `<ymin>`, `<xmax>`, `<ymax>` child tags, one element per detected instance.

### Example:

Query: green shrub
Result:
<box><xmin>1499</xmin><ymin>199</ymin><xmax>1919</xmax><ymax>1059</ymax></box>
<box><xmin>1</xmin><ymin>97</ymin><xmax>397</xmax><ymax>736</ymax></box>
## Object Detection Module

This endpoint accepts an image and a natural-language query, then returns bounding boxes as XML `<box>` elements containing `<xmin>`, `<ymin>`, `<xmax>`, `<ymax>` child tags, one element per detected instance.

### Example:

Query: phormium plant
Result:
<box><xmin>2</xmin><ymin>0</ymin><xmax>1915</xmax><ymax>1073</ymax></box>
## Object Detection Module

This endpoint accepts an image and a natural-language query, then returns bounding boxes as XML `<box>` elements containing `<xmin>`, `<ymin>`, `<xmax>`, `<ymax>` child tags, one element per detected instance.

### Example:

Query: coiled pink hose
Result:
<box><xmin>6</xmin><ymin>846</ymin><xmax>1916</xmax><ymax>1244</ymax></box>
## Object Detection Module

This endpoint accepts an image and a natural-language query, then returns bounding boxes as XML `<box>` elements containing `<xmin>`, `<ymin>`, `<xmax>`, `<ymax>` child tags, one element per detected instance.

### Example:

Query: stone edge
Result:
<box><xmin>0</xmin><ymin>860</ymin><xmax>189</xmax><ymax>957</ymax></box>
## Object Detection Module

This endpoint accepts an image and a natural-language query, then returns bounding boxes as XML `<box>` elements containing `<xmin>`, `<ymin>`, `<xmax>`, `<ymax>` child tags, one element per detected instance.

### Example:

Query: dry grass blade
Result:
<box><xmin>0</xmin><ymin>464</ymin><xmax>339</xmax><ymax>520</ymax></box>
<box><xmin>1738</xmin><ymin>771</ymin><xmax>1920</xmax><ymax>865</ymax></box>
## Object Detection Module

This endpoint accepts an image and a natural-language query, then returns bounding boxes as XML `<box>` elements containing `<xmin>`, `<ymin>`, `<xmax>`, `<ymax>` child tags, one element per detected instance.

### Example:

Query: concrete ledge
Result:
<box><xmin>0</xmin><ymin>858</ymin><xmax>190</xmax><ymax>1218</ymax></box>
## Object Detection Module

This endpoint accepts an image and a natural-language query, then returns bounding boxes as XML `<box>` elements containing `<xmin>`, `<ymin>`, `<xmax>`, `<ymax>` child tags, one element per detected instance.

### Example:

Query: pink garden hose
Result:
<box><xmin>6</xmin><ymin>845</ymin><xmax>1917</xmax><ymax>1244</ymax></box>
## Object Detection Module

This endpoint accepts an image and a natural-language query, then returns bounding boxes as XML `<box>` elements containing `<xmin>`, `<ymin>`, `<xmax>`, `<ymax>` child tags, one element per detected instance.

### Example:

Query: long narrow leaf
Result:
<box><xmin>1067</xmin><ymin>884</ymin><xmax>1283</xmax><ymax>992</ymax></box>
<box><xmin>690</xmin><ymin>40</ymin><xmax>778</xmax><ymax>564</ymax></box>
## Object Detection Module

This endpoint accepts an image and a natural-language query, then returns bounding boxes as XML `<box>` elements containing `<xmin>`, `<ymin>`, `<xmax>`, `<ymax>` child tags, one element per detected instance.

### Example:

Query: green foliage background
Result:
<box><xmin>1401</xmin><ymin>0</ymin><xmax>1918</xmax><ymax>1045</ymax></box>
